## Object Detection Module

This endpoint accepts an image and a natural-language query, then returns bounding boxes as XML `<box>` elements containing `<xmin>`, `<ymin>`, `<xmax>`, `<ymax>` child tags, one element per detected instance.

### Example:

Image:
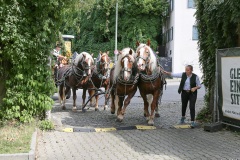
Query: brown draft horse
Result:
<box><xmin>58</xmin><ymin>52</ymin><xmax>94</xmax><ymax>110</ymax></box>
<box><xmin>136</xmin><ymin>40</ymin><xmax>164</xmax><ymax>125</ymax></box>
<box><xmin>81</xmin><ymin>51</ymin><xmax>111</xmax><ymax>111</ymax></box>
<box><xmin>110</xmin><ymin>48</ymin><xmax>139</xmax><ymax>122</ymax></box>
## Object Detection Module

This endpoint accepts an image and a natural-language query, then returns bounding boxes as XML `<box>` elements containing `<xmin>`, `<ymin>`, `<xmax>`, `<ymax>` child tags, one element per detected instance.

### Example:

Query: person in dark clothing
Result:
<box><xmin>163</xmin><ymin>65</ymin><xmax>201</xmax><ymax>128</ymax></box>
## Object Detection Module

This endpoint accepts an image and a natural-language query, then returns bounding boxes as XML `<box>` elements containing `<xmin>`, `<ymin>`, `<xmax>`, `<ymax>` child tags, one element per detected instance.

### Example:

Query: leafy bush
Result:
<box><xmin>0</xmin><ymin>0</ymin><xmax>77</xmax><ymax>122</ymax></box>
<box><xmin>38</xmin><ymin>120</ymin><xmax>54</xmax><ymax>131</ymax></box>
<box><xmin>62</xmin><ymin>0</ymin><xmax>169</xmax><ymax>57</ymax></box>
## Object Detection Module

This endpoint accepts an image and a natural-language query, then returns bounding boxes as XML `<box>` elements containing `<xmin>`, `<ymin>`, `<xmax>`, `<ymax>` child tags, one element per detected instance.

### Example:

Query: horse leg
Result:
<box><xmin>72</xmin><ymin>88</ymin><xmax>77</xmax><ymax>111</ymax></box>
<box><xmin>58</xmin><ymin>85</ymin><xmax>64</xmax><ymax>109</ymax></box>
<box><xmin>116</xmin><ymin>96</ymin><xmax>124</xmax><ymax>122</ymax></box>
<box><xmin>146</xmin><ymin>94</ymin><xmax>153</xmax><ymax>121</ymax></box>
<box><xmin>104</xmin><ymin>85</ymin><xmax>109</xmax><ymax>110</ymax></box>
<box><xmin>94</xmin><ymin>93</ymin><xmax>99</xmax><ymax>111</ymax></box>
<box><xmin>139</xmin><ymin>91</ymin><xmax>150</xmax><ymax>120</ymax></box>
<box><xmin>110</xmin><ymin>89</ymin><xmax>115</xmax><ymax>114</ymax></box>
<box><xmin>148</xmin><ymin>91</ymin><xmax>160</xmax><ymax>126</ymax></box>
<box><xmin>62</xmin><ymin>86</ymin><xmax>70</xmax><ymax>110</ymax></box>
<box><xmin>155</xmin><ymin>90</ymin><xmax>163</xmax><ymax>118</ymax></box>
<box><xmin>82</xmin><ymin>88</ymin><xmax>87</xmax><ymax>108</ymax></box>
<box><xmin>122</xmin><ymin>88</ymin><xmax>137</xmax><ymax>115</ymax></box>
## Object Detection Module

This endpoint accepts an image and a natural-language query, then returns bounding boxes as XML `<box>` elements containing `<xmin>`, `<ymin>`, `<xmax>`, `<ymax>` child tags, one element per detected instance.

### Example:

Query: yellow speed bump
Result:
<box><xmin>174</xmin><ymin>125</ymin><xmax>191</xmax><ymax>129</ymax></box>
<box><xmin>63</xmin><ymin>128</ymin><xmax>74</xmax><ymax>132</ymax></box>
<box><xmin>136</xmin><ymin>125</ymin><xmax>156</xmax><ymax>130</ymax></box>
<box><xmin>95</xmin><ymin>127</ymin><xmax>116</xmax><ymax>132</ymax></box>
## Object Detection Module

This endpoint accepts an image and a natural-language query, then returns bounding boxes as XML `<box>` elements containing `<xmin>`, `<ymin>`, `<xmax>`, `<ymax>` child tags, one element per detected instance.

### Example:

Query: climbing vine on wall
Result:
<box><xmin>0</xmin><ymin>0</ymin><xmax>77</xmax><ymax>122</ymax></box>
<box><xmin>195</xmin><ymin>0</ymin><xmax>240</xmax><ymax>112</ymax></box>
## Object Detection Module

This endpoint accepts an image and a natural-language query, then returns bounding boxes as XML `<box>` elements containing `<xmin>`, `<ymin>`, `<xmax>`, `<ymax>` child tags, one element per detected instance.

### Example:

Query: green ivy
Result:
<box><xmin>195</xmin><ymin>0</ymin><xmax>240</xmax><ymax>112</ymax></box>
<box><xmin>0</xmin><ymin>0</ymin><xmax>77</xmax><ymax>122</ymax></box>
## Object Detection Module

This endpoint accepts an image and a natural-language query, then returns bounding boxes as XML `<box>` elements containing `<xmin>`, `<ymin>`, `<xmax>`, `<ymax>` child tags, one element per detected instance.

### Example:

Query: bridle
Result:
<box><xmin>136</xmin><ymin>46</ymin><xmax>150</xmax><ymax>64</ymax></box>
<box><xmin>136</xmin><ymin>45</ymin><xmax>151</xmax><ymax>71</ymax></box>
<box><xmin>98</xmin><ymin>54</ymin><xmax>110</xmax><ymax>76</ymax></box>
<box><xmin>121</xmin><ymin>54</ymin><xmax>134</xmax><ymax>76</ymax></box>
<box><xmin>80</xmin><ymin>57</ymin><xmax>94</xmax><ymax>76</ymax></box>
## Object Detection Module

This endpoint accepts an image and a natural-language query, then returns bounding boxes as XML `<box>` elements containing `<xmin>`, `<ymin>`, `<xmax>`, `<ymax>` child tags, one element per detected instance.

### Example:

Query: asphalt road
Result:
<box><xmin>58</xmin><ymin>79</ymin><xmax>206</xmax><ymax>107</ymax></box>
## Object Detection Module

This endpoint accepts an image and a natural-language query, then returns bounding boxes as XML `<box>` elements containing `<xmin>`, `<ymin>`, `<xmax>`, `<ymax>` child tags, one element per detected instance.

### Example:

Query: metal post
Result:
<box><xmin>213</xmin><ymin>50</ymin><xmax>218</xmax><ymax>122</ymax></box>
<box><xmin>114</xmin><ymin>0</ymin><xmax>118</xmax><ymax>63</ymax></box>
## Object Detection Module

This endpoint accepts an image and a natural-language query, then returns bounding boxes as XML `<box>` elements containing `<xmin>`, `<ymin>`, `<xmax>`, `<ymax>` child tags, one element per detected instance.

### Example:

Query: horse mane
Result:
<box><xmin>113</xmin><ymin>48</ymin><xmax>135</xmax><ymax>80</ymax></box>
<box><xmin>74</xmin><ymin>52</ymin><xmax>93</xmax><ymax>66</ymax></box>
<box><xmin>137</xmin><ymin>43</ymin><xmax>157</xmax><ymax>72</ymax></box>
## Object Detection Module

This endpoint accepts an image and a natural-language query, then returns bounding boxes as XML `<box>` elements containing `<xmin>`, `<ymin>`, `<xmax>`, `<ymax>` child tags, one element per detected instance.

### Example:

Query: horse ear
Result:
<box><xmin>82</xmin><ymin>53</ymin><xmax>86</xmax><ymax>57</ymax></box>
<box><xmin>100</xmin><ymin>51</ymin><xmax>102</xmax><ymax>55</ymax></box>
<box><xmin>119</xmin><ymin>51</ymin><xmax>122</xmax><ymax>55</ymax></box>
<box><xmin>129</xmin><ymin>49</ymin><xmax>133</xmax><ymax>55</ymax></box>
<box><xmin>91</xmin><ymin>53</ymin><xmax>94</xmax><ymax>57</ymax></box>
<box><xmin>106</xmin><ymin>51</ymin><xmax>109</xmax><ymax>55</ymax></box>
<box><xmin>147</xmin><ymin>39</ymin><xmax>151</xmax><ymax>46</ymax></box>
<box><xmin>136</xmin><ymin>41</ymin><xmax>140</xmax><ymax>46</ymax></box>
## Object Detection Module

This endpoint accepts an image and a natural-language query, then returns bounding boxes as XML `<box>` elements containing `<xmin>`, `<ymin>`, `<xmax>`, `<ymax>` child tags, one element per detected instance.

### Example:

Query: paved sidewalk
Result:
<box><xmin>37</xmin><ymin>127</ymin><xmax>240</xmax><ymax>160</ymax></box>
<box><xmin>36</xmin><ymin>100</ymin><xmax>240</xmax><ymax>160</ymax></box>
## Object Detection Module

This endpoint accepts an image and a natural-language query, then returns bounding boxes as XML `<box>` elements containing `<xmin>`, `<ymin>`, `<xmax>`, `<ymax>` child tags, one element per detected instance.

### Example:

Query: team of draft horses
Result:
<box><xmin>56</xmin><ymin>40</ymin><xmax>165</xmax><ymax>125</ymax></box>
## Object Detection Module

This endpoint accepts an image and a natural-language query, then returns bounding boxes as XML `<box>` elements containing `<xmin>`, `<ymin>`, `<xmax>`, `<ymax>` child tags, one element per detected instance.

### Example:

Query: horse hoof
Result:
<box><xmin>116</xmin><ymin>115</ymin><xmax>123</xmax><ymax>122</ymax></box>
<box><xmin>146</xmin><ymin>116</ymin><xmax>150</xmax><ymax>121</ymax></box>
<box><xmin>72</xmin><ymin>106</ymin><xmax>77</xmax><ymax>111</ymax></box>
<box><xmin>148</xmin><ymin>120</ymin><xmax>154</xmax><ymax>126</ymax></box>
<box><xmin>144</xmin><ymin>113</ymin><xmax>147</xmax><ymax>117</ymax></box>
<box><xmin>116</xmin><ymin>118</ymin><xmax>123</xmax><ymax>122</ymax></box>
<box><xmin>66</xmin><ymin>96</ymin><xmax>70</xmax><ymax>99</ymax></box>
<box><xmin>155</xmin><ymin>113</ymin><xmax>160</xmax><ymax>118</ymax></box>
<box><xmin>95</xmin><ymin>108</ymin><xmax>99</xmax><ymax>111</ymax></box>
<box><xmin>104</xmin><ymin>105</ymin><xmax>108</xmax><ymax>110</ymax></box>
<box><xmin>111</xmin><ymin>111</ymin><xmax>115</xmax><ymax>114</ymax></box>
<box><xmin>62</xmin><ymin>106</ymin><xmax>66</xmax><ymax>110</ymax></box>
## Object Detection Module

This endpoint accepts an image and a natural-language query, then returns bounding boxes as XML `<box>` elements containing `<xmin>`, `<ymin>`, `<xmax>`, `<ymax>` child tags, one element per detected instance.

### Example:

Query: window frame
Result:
<box><xmin>187</xmin><ymin>0</ymin><xmax>196</xmax><ymax>9</ymax></box>
<box><xmin>192</xmin><ymin>25</ymin><xmax>199</xmax><ymax>40</ymax></box>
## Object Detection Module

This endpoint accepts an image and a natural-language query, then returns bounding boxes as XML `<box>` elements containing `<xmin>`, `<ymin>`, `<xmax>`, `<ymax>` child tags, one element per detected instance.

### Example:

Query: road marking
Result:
<box><xmin>62</xmin><ymin>125</ymin><xmax>157</xmax><ymax>132</ymax></box>
<box><xmin>135</xmin><ymin>125</ymin><xmax>156</xmax><ymax>130</ymax></box>
<box><xmin>174</xmin><ymin>125</ymin><xmax>191</xmax><ymax>129</ymax></box>
<box><xmin>62</xmin><ymin>128</ymin><xmax>74</xmax><ymax>132</ymax></box>
<box><xmin>95</xmin><ymin>128</ymin><xmax>116</xmax><ymax>132</ymax></box>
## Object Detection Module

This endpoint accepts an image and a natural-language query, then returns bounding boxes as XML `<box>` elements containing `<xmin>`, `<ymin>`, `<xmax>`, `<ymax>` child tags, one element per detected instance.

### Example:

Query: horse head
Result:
<box><xmin>75</xmin><ymin>52</ymin><xmax>94</xmax><ymax>76</ymax></box>
<box><xmin>136</xmin><ymin>40</ymin><xmax>156</xmax><ymax>73</ymax></box>
<box><xmin>98</xmin><ymin>51</ymin><xmax>110</xmax><ymax>77</ymax></box>
<box><xmin>119</xmin><ymin>49</ymin><xmax>135</xmax><ymax>81</ymax></box>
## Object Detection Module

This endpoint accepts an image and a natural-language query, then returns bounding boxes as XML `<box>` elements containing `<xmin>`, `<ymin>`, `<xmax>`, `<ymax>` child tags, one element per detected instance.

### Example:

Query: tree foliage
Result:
<box><xmin>61</xmin><ymin>0</ymin><xmax>168</xmax><ymax>56</ymax></box>
<box><xmin>195</xmin><ymin>0</ymin><xmax>240</xmax><ymax>112</ymax></box>
<box><xmin>0</xmin><ymin>0</ymin><xmax>77</xmax><ymax>122</ymax></box>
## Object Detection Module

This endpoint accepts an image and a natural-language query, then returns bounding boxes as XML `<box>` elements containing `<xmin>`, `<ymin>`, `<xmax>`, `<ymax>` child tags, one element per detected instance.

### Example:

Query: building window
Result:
<box><xmin>163</xmin><ymin>27</ymin><xmax>174</xmax><ymax>43</ymax></box>
<box><xmin>188</xmin><ymin>0</ymin><xmax>196</xmax><ymax>8</ymax></box>
<box><xmin>170</xmin><ymin>27</ymin><xmax>173</xmax><ymax>41</ymax></box>
<box><xmin>192</xmin><ymin>26</ymin><xmax>198</xmax><ymax>40</ymax></box>
<box><xmin>170</xmin><ymin>0</ymin><xmax>174</xmax><ymax>11</ymax></box>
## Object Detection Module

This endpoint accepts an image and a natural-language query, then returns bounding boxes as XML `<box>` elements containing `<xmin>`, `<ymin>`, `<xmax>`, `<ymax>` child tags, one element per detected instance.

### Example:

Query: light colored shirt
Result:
<box><xmin>171</xmin><ymin>72</ymin><xmax>201</xmax><ymax>90</ymax></box>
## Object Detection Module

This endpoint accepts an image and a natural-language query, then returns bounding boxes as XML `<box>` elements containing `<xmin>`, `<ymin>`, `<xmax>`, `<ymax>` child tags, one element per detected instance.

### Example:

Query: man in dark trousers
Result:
<box><xmin>163</xmin><ymin>65</ymin><xmax>201</xmax><ymax>128</ymax></box>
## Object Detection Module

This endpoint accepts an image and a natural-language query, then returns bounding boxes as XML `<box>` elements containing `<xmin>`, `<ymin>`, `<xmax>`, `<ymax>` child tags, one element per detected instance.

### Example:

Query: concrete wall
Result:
<box><xmin>164</xmin><ymin>0</ymin><xmax>202</xmax><ymax>77</ymax></box>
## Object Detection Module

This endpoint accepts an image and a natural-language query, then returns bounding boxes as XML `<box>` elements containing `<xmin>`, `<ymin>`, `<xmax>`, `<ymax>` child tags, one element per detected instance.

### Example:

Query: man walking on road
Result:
<box><xmin>163</xmin><ymin>65</ymin><xmax>201</xmax><ymax>128</ymax></box>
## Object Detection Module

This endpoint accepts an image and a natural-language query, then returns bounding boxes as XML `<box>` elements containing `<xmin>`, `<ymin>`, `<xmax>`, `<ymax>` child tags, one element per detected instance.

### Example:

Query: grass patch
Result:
<box><xmin>0</xmin><ymin>120</ymin><xmax>36</xmax><ymax>154</ymax></box>
<box><xmin>38</xmin><ymin>120</ymin><xmax>54</xmax><ymax>131</ymax></box>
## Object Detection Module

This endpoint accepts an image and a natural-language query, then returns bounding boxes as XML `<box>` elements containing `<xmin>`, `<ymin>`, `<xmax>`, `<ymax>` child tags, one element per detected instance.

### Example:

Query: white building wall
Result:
<box><xmin>164</xmin><ymin>0</ymin><xmax>202</xmax><ymax>77</ymax></box>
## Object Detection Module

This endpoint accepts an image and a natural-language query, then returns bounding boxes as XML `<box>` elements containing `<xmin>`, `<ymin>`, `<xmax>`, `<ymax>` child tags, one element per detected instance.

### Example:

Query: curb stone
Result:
<box><xmin>0</xmin><ymin>130</ymin><xmax>37</xmax><ymax>160</ymax></box>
